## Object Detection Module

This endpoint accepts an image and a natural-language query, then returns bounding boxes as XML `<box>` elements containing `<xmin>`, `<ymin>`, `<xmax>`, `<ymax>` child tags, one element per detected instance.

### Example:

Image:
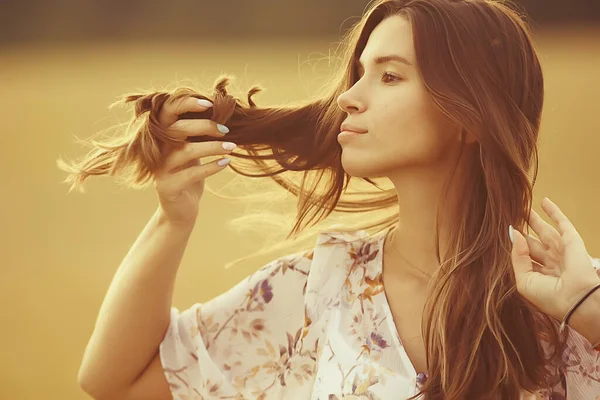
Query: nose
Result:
<box><xmin>337</xmin><ymin>86</ymin><xmax>366</xmax><ymax>114</ymax></box>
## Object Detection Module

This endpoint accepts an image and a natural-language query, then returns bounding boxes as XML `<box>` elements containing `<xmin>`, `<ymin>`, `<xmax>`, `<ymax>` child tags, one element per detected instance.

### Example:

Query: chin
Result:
<box><xmin>340</xmin><ymin>151</ymin><xmax>389</xmax><ymax>178</ymax></box>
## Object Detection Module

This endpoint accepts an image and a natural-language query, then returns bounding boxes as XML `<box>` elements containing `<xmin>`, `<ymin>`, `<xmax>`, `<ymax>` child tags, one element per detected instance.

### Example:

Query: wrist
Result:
<box><xmin>154</xmin><ymin>207</ymin><xmax>196</xmax><ymax>234</ymax></box>
<box><xmin>568</xmin><ymin>285</ymin><xmax>600</xmax><ymax>345</ymax></box>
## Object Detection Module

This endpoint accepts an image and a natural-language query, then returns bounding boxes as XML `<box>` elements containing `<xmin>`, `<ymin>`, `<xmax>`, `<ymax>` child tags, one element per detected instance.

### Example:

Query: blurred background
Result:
<box><xmin>1</xmin><ymin>1</ymin><xmax>599</xmax><ymax>399</ymax></box>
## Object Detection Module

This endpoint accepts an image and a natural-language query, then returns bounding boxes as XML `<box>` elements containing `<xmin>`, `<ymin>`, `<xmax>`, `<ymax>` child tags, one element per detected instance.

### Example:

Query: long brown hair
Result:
<box><xmin>58</xmin><ymin>0</ymin><xmax>569</xmax><ymax>397</ymax></box>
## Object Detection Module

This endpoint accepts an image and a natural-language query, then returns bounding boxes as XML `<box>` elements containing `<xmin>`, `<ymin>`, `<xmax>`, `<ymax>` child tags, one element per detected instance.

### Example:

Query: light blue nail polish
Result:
<box><xmin>217</xmin><ymin>158</ymin><xmax>231</xmax><ymax>167</ymax></box>
<box><xmin>197</xmin><ymin>99</ymin><xmax>213</xmax><ymax>107</ymax></box>
<box><xmin>217</xmin><ymin>124</ymin><xmax>229</xmax><ymax>134</ymax></box>
<box><xmin>509</xmin><ymin>225</ymin><xmax>514</xmax><ymax>243</ymax></box>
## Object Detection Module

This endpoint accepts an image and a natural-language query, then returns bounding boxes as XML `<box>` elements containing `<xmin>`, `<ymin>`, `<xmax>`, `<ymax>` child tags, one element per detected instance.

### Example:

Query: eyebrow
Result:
<box><xmin>355</xmin><ymin>55</ymin><xmax>413</xmax><ymax>71</ymax></box>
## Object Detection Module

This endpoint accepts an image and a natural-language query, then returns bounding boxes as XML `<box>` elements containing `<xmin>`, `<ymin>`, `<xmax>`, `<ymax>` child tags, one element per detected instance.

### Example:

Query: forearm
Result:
<box><xmin>78</xmin><ymin>207</ymin><xmax>195</xmax><ymax>397</ymax></box>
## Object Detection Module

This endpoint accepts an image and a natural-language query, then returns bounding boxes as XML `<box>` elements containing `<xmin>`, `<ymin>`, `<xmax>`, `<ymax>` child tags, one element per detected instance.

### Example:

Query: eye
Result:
<box><xmin>381</xmin><ymin>72</ymin><xmax>401</xmax><ymax>83</ymax></box>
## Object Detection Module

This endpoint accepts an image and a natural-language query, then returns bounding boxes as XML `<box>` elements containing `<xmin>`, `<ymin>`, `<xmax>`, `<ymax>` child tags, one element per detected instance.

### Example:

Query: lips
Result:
<box><xmin>340</xmin><ymin>122</ymin><xmax>368</xmax><ymax>134</ymax></box>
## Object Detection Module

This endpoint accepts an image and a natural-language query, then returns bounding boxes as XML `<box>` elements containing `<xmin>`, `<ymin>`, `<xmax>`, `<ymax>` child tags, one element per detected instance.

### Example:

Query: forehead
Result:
<box><xmin>359</xmin><ymin>15</ymin><xmax>415</xmax><ymax>64</ymax></box>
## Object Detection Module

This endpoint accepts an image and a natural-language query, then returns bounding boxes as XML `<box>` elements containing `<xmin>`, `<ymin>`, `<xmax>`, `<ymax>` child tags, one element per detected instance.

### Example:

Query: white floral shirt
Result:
<box><xmin>160</xmin><ymin>229</ymin><xmax>600</xmax><ymax>399</ymax></box>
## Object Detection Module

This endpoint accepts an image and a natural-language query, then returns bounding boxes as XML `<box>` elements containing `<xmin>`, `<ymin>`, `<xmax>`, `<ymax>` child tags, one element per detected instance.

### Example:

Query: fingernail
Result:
<box><xmin>197</xmin><ymin>99</ymin><xmax>213</xmax><ymax>107</ymax></box>
<box><xmin>217</xmin><ymin>124</ymin><xmax>229</xmax><ymax>134</ymax></box>
<box><xmin>217</xmin><ymin>158</ymin><xmax>231</xmax><ymax>167</ymax></box>
<box><xmin>222</xmin><ymin>142</ymin><xmax>237</xmax><ymax>151</ymax></box>
<box><xmin>509</xmin><ymin>225</ymin><xmax>514</xmax><ymax>243</ymax></box>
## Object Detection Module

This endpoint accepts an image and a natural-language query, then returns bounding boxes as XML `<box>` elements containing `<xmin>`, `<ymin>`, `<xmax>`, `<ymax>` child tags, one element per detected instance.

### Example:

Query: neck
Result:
<box><xmin>384</xmin><ymin>153</ymin><xmax>471</xmax><ymax>280</ymax></box>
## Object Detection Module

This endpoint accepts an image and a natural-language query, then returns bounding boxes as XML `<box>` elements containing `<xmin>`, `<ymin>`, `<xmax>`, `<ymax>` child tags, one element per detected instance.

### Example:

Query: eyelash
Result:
<box><xmin>355</xmin><ymin>68</ymin><xmax>402</xmax><ymax>84</ymax></box>
<box><xmin>380</xmin><ymin>71</ymin><xmax>401</xmax><ymax>83</ymax></box>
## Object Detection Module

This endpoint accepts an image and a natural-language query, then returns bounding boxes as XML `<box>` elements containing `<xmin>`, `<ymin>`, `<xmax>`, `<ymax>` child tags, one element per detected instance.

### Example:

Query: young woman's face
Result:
<box><xmin>337</xmin><ymin>15</ymin><xmax>464</xmax><ymax>179</ymax></box>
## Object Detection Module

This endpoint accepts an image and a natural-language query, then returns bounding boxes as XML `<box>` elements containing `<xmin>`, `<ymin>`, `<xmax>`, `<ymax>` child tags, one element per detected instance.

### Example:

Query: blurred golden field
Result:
<box><xmin>0</xmin><ymin>29</ymin><xmax>599</xmax><ymax>399</ymax></box>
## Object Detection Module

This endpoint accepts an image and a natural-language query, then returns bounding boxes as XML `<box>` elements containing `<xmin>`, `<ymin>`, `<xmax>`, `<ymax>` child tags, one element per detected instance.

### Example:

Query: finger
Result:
<box><xmin>510</xmin><ymin>226</ymin><xmax>534</xmax><ymax>279</ymax></box>
<box><xmin>158</xmin><ymin>158</ymin><xmax>231</xmax><ymax>193</ymax></box>
<box><xmin>527</xmin><ymin>208</ymin><xmax>561</xmax><ymax>250</ymax></box>
<box><xmin>526</xmin><ymin>238</ymin><xmax>563</xmax><ymax>278</ymax></box>
<box><xmin>510</xmin><ymin>227</ymin><xmax>557</xmax><ymax>290</ymax></box>
<box><xmin>524</xmin><ymin>234</ymin><xmax>547</xmax><ymax>265</ymax></box>
<box><xmin>161</xmin><ymin>141</ymin><xmax>237</xmax><ymax>173</ymax></box>
<box><xmin>524</xmin><ymin>234</ymin><xmax>561</xmax><ymax>277</ymax></box>
<box><xmin>159</xmin><ymin>96</ymin><xmax>213</xmax><ymax>127</ymax></box>
<box><xmin>531</xmin><ymin>262</ymin><xmax>545</xmax><ymax>274</ymax></box>
<box><xmin>168</xmin><ymin>119</ymin><xmax>229</xmax><ymax>139</ymax></box>
<box><xmin>541</xmin><ymin>197</ymin><xmax>582</xmax><ymax>243</ymax></box>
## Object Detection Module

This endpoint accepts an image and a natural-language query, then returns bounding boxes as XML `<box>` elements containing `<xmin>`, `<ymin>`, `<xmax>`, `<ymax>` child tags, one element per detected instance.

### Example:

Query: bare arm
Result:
<box><xmin>77</xmin><ymin>207</ymin><xmax>193</xmax><ymax>399</ymax></box>
<box><xmin>75</xmin><ymin>96</ymin><xmax>234</xmax><ymax>399</ymax></box>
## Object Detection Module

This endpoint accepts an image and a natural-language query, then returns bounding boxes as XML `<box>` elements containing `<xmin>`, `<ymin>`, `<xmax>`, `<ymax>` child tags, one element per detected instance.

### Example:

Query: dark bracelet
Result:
<box><xmin>559</xmin><ymin>282</ymin><xmax>600</xmax><ymax>334</ymax></box>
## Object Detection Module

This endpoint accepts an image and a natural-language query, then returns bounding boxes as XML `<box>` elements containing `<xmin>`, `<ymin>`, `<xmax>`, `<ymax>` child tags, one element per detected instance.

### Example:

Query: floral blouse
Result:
<box><xmin>160</xmin><ymin>229</ymin><xmax>600</xmax><ymax>399</ymax></box>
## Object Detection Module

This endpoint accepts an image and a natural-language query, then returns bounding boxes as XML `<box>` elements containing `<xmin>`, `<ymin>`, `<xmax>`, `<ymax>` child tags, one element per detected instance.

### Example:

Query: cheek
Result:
<box><xmin>340</xmin><ymin>98</ymin><xmax>457</xmax><ymax>177</ymax></box>
<box><xmin>378</xmin><ymin>97</ymin><xmax>447</xmax><ymax>156</ymax></box>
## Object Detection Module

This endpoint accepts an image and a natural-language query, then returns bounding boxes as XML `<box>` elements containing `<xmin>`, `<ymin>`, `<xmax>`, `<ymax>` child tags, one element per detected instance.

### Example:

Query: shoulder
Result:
<box><xmin>316</xmin><ymin>227</ymin><xmax>368</xmax><ymax>244</ymax></box>
<box><xmin>315</xmin><ymin>227</ymin><xmax>387</xmax><ymax>265</ymax></box>
<box><xmin>308</xmin><ymin>227</ymin><xmax>386</xmax><ymax>286</ymax></box>
<box><xmin>256</xmin><ymin>247</ymin><xmax>314</xmax><ymax>276</ymax></box>
<box><xmin>590</xmin><ymin>255</ymin><xmax>600</xmax><ymax>275</ymax></box>
<box><xmin>255</xmin><ymin>228</ymin><xmax>372</xmax><ymax>274</ymax></box>
<box><xmin>315</xmin><ymin>226</ymin><xmax>386</xmax><ymax>250</ymax></box>
<box><xmin>313</xmin><ymin>228</ymin><xmax>375</xmax><ymax>266</ymax></box>
<box><xmin>247</xmin><ymin>229</ymin><xmax>371</xmax><ymax>292</ymax></box>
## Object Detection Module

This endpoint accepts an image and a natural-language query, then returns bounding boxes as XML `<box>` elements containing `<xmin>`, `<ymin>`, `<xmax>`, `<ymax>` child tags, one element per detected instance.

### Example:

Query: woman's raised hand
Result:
<box><xmin>154</xmin><ymin>96</ymin><xmax>235</xmax><ymax>227</ymax></box>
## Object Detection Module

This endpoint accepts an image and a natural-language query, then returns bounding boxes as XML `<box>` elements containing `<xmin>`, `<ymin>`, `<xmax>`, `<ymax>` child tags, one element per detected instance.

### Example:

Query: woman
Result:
<box><xmin>63</xmin><ymin>0</ymin><xmax>600</xmax><ymax>398</ymax></box>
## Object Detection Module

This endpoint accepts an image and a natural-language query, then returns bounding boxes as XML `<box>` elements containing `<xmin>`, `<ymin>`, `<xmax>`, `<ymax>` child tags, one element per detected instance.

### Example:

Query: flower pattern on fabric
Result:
<box><xmin>160</xmin><ymin>229</ymin><xmax>600</xmax><ymax>399</ymax></box>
